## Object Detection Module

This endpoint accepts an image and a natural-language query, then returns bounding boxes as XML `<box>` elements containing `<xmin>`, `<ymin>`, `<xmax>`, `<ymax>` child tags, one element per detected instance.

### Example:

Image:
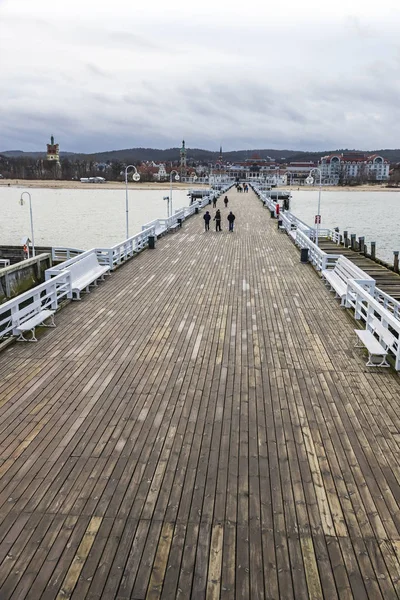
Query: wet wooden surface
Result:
<box><xmin>1</xmin><ymin>188</ymin><xmax>400</xmax><ymax>598</ymax></box>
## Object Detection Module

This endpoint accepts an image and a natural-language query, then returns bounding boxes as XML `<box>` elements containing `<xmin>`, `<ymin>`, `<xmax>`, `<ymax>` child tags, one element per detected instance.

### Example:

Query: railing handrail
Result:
<box><xmin>0</xmin><ymin>271</ymin><xmax>72</xmax><ymax>339</ymax></box>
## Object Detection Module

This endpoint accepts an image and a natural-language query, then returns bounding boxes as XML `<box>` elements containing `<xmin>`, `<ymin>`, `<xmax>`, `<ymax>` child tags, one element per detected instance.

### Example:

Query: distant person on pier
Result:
<box><xmin>214</xmin><ymin>209</ymin><xmax>222</xmax><ymax>231</ymax></box>
<box><xmin>224</xmin><ymin>196</ymin><xmax>229</xmax><ymax>208</ymax></box>
<box><xmin>212</xmin><ymin>197</ymin><xmax>217</xmax><ymax>208</ymax></box>
<box><xmin>227</xmin><ymin>211</ymin><xmax>236</xmax><ymax>232</ymax></box>
<box><xmin>203</xmin><ymin>210</ymin><xmax>211</xmax><ymax>231</ymax></box>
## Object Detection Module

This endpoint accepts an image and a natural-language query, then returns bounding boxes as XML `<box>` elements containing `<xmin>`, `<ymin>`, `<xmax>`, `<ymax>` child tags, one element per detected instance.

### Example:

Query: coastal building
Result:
<box><xmin>227</xmin><ymin>153</ymin><xmax>279</xmax><ymax>181</ymax></box>
<box><xmin>319</xmin><ymin>152</ymin><xmax>390</xmax><ymax>184</ymax></box>
<box><xmin>46</xmin><ymin>135</ymin><xmax>60</xmax><ymax>163</ymax></box>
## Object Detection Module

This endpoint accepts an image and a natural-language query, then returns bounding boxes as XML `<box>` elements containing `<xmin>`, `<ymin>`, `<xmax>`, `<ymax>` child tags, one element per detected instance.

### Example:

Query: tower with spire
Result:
<box><xmin>46</xmin><ymin>135</ymin><xmax>60</xmax><ymax>163</ymax></box>
<box><xmin>180</xmin><ymin>140</ymin><xmax>187</xmax><ymax>168</ymax></box>
<box><xmin>218</xmin><ymin>145</ymin><xmax>223</xmax><ymax>163</ymax></box>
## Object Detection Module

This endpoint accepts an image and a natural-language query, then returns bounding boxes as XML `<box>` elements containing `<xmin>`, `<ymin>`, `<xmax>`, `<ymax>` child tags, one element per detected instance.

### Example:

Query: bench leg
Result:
<box><xmin>43</xmin><ymin>315</ymin><xmax>56</xmax><ymax>328</ymax></box>
<box><xmin>366</xmin><ymin>353</ymin><xmax>390</xmax><ymax>367</ymax></box>
<box><xmin>17</xmin><ymin>328</ymin><xmax>37</xmax><ymax>342</ymax></box>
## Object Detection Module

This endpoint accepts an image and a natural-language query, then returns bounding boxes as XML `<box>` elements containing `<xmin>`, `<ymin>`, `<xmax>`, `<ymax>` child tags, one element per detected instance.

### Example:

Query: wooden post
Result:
<box><xmin>364</xmin><ymin>244</ymin><xmax>368</xmax><ymax>256</ymax></box>
<box><xmin>371</xmin><ymin>242</ymin><xmax>376</xmax><ymax>260</ymax></box>
<box><xmin>350</xmin><ymin>234</ymin><xmax>356</xmax><ymax>250</ymax></box>
<box><xmin>343</xmin><ymin>231</ymin><xmax>349</xmax><ymax>247</ymax></box>
<box><xmin>394</xmin><ymin>251</ymin><xmax>399</xmax><ymax>273</ymax></box>
<box><xmin>358</xmin><ymin>237</ymin><xmax>365</xmax><ymax>254</ymax></box>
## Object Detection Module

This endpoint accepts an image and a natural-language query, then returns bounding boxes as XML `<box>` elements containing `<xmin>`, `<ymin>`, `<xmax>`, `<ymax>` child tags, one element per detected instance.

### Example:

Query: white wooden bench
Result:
<box><xmin>67</xmin><ymin>252</ymin><xmax>110</xmax><ymax>300</ymax></box>
<box><xmin>354</xmin><ymin>317</ymin><xmax>395</xmax><ymax>367</ymax></box>
<box><xmin>322</xmin><ymin>256</ymin><xmax>375</xmax><ymax>306</ymax></box>
<box><xmin>15</xmin><ymin>308</ymin><xmax>55</xmax><ymax>342</ymax></box>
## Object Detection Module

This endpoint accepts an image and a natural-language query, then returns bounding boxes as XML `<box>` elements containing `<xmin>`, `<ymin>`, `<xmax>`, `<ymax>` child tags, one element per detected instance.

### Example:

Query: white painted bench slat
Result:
<box><xmin>66</xmin><ymin>253</ymin><xmax>110</xmax><ymax>300</ymax></box>
<box><xmin>354</xmin><ymin>317</ymin><xmax>393</xmax><ymax>367</ymax></box>
<box><xmin>15</xmin><ymin>309</ymin><xmax>56</xmax><ymax>342</ymax></box>
<box><xmin>322</xmin><ymin>256</ymin><xmax>375</xmax><ymax>306</ymax></box>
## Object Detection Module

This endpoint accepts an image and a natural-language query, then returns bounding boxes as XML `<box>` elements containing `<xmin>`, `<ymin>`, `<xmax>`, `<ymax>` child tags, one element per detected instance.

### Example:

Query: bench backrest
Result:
<box><xmin>335</xmin><ymin>256</ymin><xmax>373</xmax><ymax>283</ymax></box>
<box><xmin>370</xmin><ymin>317</ymin><xmax>399</xmax><ymax>354</ymax></box>
<box><xmin>65</xmin><ymin>252</ymin><xmax>101</xmax><ymax>284</ymax></box>
<box><xmin>16</xmin><ymin>299</ymin><xmax>43</xmax><ymax>326</ymax></box>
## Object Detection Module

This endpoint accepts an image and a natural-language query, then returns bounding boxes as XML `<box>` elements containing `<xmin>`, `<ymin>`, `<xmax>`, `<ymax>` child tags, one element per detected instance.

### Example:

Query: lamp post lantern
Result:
<box><xmin>124</xmin><ymin>165</ymin><xmax>140</xmax><ymax>239</ymax></box>
<box><xmin>306</xmin><ymin>167</ymin><xmax>323</xmax><ymax>247</ymax></box>
<box><xmin>20</xmin><ymin>192</ymin><xmax>35</xmax><ymax>257</ymax></box>
<box><xmin>169</xmin><ymin>170</ymin><xmax>180</xmax><ymax>217</ymax></box>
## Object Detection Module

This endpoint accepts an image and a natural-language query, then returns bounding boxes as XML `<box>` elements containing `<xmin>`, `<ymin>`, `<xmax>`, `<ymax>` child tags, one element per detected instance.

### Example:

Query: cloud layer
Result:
<box><xmin>1</xmin><ymin>0</ymin><xmax>400</xmax><ymax>152</ymax></box>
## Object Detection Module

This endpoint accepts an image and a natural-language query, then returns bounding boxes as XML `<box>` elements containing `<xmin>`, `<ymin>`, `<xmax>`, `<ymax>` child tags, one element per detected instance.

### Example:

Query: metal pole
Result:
<box><xmin>170</xmin><ymin>174</ymin><xmax>173</xmax><ymax>218</ymax></box>
<box><xmin>125</xmin><ymin>167</ymin><xmax>129</xmax><ymax>239</ymax></box>
<box><xmin>29</xmin><ymin>196</ymin><xmax>35</xmax><ymax>257</ymax></box>
<box><xmin>316</xmin><ymin>173</ymin><xmax>321</xmax><ymax>247</ymax></box>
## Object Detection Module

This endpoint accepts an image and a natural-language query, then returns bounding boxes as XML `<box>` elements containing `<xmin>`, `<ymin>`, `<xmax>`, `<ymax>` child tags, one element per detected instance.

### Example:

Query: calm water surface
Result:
<box><xmin>0</xmin><ymin>187</ymin><xmax>192</xmax><ymax>250</ymax></box>
<box><xmin>290</xmin><ymin>190</ymin><xmax>400</xmax><ymax>264</ymax></box>
<box><xmin>1</xmin><ymin>187</ymin><xmax>400</xmax><ymax>264</ymax></box>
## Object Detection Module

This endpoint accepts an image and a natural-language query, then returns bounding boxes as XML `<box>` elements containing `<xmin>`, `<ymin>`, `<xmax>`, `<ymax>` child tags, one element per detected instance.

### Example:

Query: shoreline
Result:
<box><xmin>0</xmin><ymin>180</ymin><xmax>398</xmax><ymax>192</ymax></box>
<box><xmin>0</xmin><ymin>180</ymin><xmax>208</xmax><ymax>191</ymax></box>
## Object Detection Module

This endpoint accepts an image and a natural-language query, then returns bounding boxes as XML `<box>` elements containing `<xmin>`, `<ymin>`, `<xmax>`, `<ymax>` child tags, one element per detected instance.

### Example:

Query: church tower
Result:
<box><xmin>46</xmin><ymin>135</ymin><xmax>60</xmax><ymax>163</ymax></box>
<box><xmin>218</xmin><ymin>145</ymin><xmax>223</xmax><ymax>163</ymax></box>
<box><xmin>180</xmin><ymin>140</ymin><xmax>187</xmax><ymax>169</ymax></box>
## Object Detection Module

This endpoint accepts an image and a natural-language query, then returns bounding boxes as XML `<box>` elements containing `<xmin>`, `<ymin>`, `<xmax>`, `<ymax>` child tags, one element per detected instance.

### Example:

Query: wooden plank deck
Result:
<box><xmin>1</xmin><ymin>188</ymin><xmax>400</xmax><ymax>598</ymax></box>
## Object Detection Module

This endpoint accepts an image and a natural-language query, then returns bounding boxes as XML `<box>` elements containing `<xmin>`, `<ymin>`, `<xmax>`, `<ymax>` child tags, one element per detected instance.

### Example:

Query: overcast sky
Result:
<box><xmin>1</xmin><ymin>0</ymin><xmax>400</xmax><ymax>153</ymax></box>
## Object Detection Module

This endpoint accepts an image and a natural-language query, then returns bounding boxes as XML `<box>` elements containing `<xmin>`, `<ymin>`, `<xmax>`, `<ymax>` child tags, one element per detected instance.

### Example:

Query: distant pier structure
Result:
<box><xmin>46</xmin><ymin>135</ymin><xmax>60</xmax><ymax>163</ymax></box>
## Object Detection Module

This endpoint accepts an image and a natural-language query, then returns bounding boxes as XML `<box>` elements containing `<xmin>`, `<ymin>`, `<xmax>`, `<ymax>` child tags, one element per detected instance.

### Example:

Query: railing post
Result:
<box><xmin>371</xmin><ymin>242</ymin><xmax>376</xmax><ymax>260</ymax></box>
<box><xmin>358</xmin><ymin>237</ymin><xmax>365</xmax><ymax>254</ymax></box>
<box><xmin>344</xmin><ymin>231</ymin><xmax>349</xmax><ymax>247</ymax></box>
<box><xmin>394</xmin><ymin>251</ymin><xmax>399</xmax><ymax>273</ymax></box>
<box><xmin>350</xmin><ymin>234</ymin><xmax>356</xmax><ymax>250</ymax></box>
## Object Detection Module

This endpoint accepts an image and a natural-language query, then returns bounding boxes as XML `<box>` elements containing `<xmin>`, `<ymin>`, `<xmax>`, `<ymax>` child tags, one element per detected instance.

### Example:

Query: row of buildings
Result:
<box><xmin>44</xmin><ymin>137</ymin><xmax>391</xmax><ymax>185</ymax></box>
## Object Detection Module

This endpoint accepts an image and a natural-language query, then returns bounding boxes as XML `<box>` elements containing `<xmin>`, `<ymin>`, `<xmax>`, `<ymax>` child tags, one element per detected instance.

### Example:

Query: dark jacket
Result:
<box><xmin>204</xmin><ymin>211</ymin><xmax>211</xmax><ymax>223</ymax></box>
<box><xmin>214</xmin><ymin>210</ymin><xmax>221</xmax><ymax>222</ymax></box>
<box><xmin>227</xmin><ymin>212</ymin><xmax>235</xmax><ymax>222</ymax></box>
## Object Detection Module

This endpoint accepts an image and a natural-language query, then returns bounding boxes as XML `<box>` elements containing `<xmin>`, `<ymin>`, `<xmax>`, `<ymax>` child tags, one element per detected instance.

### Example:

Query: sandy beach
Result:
<box><xmin>0</xmin><ymin>179</ymin><xmax>397</xmax><ymax>192</ymax></box>
<box><xmin>0</xmin><ymin>179</ymin><xmax>208</xmax><ymax>191</ymax></box>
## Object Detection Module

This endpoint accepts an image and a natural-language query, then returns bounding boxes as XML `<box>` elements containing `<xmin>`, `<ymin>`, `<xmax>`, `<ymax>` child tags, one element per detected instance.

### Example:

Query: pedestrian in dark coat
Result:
<box><xmin>214</xmin><ymin>209</ymin><xmax>222</xmax><ymax>231</ymax></box>
<box><xmin>224</xmin><ymin>196</ymin><xmax>229</xmax><ymax>207</ymax></box>
<box><xmin>227</xmin><ymin>211</ymin><xmax>236</xmax><ymax>232</ymax></box>
<box><xmin>203</xmin><ymin>211</ymin><xmax>211</xmax><ymax>231</ymax></box>
<box><xmin>212</xmin><ymin>197</ymin><xmax>217</xmax><ymax>208</ymax></box>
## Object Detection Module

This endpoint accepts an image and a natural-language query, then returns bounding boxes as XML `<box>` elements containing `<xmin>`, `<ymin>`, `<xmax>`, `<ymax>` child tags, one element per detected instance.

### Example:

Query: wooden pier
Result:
<box><xmin>1</xmin><ymin>188</ymin><xmax>400</xmax><ymax>598</ymax></box>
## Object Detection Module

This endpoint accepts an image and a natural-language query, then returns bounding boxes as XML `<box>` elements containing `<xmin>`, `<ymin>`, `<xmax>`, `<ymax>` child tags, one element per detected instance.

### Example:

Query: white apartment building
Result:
<box><xmin>319</xmin><ymin>153</ymin><xmax>390</xmax><ymax>184</ymax></box>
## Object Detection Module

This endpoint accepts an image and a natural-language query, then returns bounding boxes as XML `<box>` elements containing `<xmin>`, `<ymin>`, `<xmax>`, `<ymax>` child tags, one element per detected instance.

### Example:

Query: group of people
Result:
<box><xmin>204</xmin><ymin>195</ymin><xmax>236</xmax><ymax>232</ymax></box>
<box><xmin>236</xmin><ymin>183</ymin><xmax>249</xmax><ymax>193</ymax></box>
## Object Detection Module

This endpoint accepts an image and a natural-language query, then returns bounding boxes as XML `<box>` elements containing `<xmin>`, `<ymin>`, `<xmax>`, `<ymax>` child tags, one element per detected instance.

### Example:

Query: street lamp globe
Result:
<box><xmin>132</xmin><ymin>172</ymin><xmax>140</xmax><ymax>182</ymax></box>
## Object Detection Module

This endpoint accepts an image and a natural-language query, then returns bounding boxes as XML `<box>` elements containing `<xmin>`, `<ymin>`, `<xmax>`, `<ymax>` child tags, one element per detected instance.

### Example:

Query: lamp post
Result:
<box><xmin>124</xmin><ymin>165</ymin><xmax>140</xmax><ymax>239</ymax></box>
<box><xmin>169</xmin><ymin>170</ymin><xmax>180</xmax><ymax>218</ymax></box>
<box><xmin>20</xmin><ymin>192</ymin><xmax>35</xmax><ymax>257</ymax></box>
<box><xmin>306</xmin><ymin>167</ymin><xmax>323</xmax><ymax>247</ymax></box>
<box><xmin>163</xmin><ymin>196</ymin><xmax>170</xmax><ymax>217</ymax></box>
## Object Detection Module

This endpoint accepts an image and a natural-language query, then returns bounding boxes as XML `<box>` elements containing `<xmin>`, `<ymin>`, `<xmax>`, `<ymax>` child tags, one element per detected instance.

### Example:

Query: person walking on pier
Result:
<box><xmin>214</xmin><ymin>209</ymin><xmax>222</xmax><ymax>231</ymax></box>
<box><xmin>224</xmin><ymin>196</ymin><xmax>229</xmax><ymax>208</ymax></box>
<box><xmin>212</xmin><ymin>197</ymin><xmax>217</xmax><ymax>208</ymax></box>
<box><xmin>227</xmin><ymin>211</ymin><xmax>236</xmax><ymax>232</ymax></box>
<box><xmin>203</xmin><ymin>210</ymin><xmax>211</xmax><ymax>231</ymax></box>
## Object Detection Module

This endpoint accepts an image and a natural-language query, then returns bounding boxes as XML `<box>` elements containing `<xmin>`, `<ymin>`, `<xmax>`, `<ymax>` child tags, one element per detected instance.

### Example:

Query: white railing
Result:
<box><xmin>374</xmin><ymin>287</ymin><xmax>400</xmax><ymax>320</ymax></box>
<box><xmin>96</xmin><ymin>226</ymin><xmax>156</xmax><ymax>269</ymax></box>
<box><xmin>52</xmin><ymin>247</ymin><xmax>85</xmax><ymax>261</ymax></box>
<box><xmin>46</xmin><ymin>248</ymin><xmax>99</xmax><ymax>279</ymax></box>
<box><xmin>0</xmin><ymin>271</ymin><xmax>72</xmax><ymax>339</ymax></box>
<box><xmin>295</xmin><ymin>230</ymin><xmax>341</xmax><ymax>271</ymax></box>
<box><xmin>346</xmin><ymin>280</ymin><xmax>400</xmax><ymax>370</ymax></box>
<box><xmin>0</xmin><ymin>259</ymin><xmax>11</xmax><ymax>268</ymax></box>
